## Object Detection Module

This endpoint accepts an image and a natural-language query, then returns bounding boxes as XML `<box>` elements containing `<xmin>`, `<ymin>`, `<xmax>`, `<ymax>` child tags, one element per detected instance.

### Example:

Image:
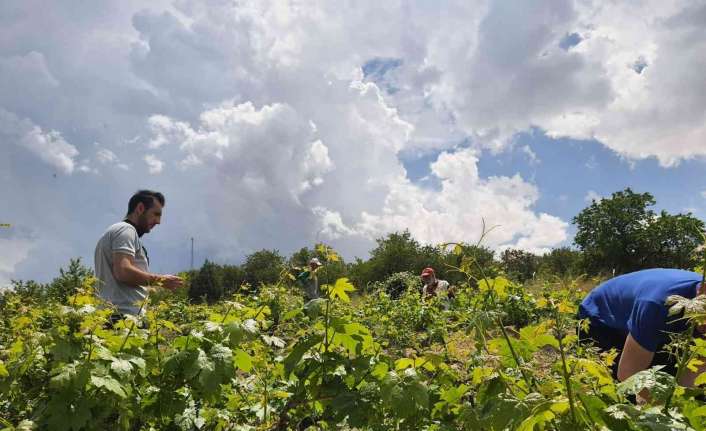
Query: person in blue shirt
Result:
<box><xmin>579</xmin><ymin>268</ymin><xmax>706</xmax><ymax>387</ymax></box>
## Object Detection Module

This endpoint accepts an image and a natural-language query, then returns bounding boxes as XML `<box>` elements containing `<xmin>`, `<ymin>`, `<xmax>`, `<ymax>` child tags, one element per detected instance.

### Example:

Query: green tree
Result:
<box><xmin>188</xmin><ymin>260</ymin><xmax>223</xmax><ymax>303</ymax></box>
<box><xmin>500</xmin><ymin>249</ymin><xmax>539</xmax><ymax>283</ymax></box>
<box><xmin>537</xmin><ymin>247</ymin><xmax>583</xmax><ymax>278</ymax></box>
<box><xmin>243</xmin><ymin>249</ymin><xmax>285</xmax><ymax>288</ymax></box>
<box><xmin>349</xmin><ymin>231</ymin><xmax>448</xmax><ymax>290</ymax></box>
<box><xmin>573</xmin><ymin>188</ymin><xmax>704</xmax><ymax>274</ymax></box>
<box><xmin>447</xmin><ymin>243</ymin><xmax>499</xmax><ymax>286</ymax></box>
<box><xmin>46</xmin><ymin>258</ymin><xmax>94</xmax><ymax>303</ymax></box>
<box><xmin>221</xmin><ymin>264</ymin><xmax>246</xmax><ymax>294</ymax></box>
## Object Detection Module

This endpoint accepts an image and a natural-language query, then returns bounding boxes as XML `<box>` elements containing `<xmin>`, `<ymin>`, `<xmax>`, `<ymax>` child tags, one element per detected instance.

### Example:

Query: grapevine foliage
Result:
<box><xmin>2</xmin><ymin>257</ymin><xmax>706</xmax><ymax>430</ymax></box>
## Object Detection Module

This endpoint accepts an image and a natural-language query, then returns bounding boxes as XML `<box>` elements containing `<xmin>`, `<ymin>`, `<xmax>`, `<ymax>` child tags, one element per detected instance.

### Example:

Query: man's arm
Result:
<box><xmin>617</xmin><ymin>334</ymin><xmax>655</xmax><ymax>381</ymax></box>
<box><xmin>618</xmin><ymin>334</ymin><xmax>655</xmax><ymax>403</ymax></box>
<box><xmin>112</xmin><ymin>252</ymin><xmax>182</xmax><ymax>289</ymax></box>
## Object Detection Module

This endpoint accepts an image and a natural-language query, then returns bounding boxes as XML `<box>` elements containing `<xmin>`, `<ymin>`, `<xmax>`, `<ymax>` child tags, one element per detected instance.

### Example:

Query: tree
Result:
<box><xmin>188</xmin><ymin>260</ymin><xmax>223</xmax><ymax>303</ymax></box>
<box><xmin>537</xmin><ymin>247</ymin><xmax>583</xmax><ymax>278</ymax></box>
<box><xmin>221</xmin><ymin>264</ymin><xmax>246</xmax><ymax>294</ymax></box>
<box><xmin>573</xmin><ymin>188</ymin><xmax>704</xmax><ymax>274</ymax></box>
<box><xmin>447</xmin><ymin>243</ymin><xmax>500</xmax><ymax>286</ymax></box>
<box><xmin>500</xmin><ymin>249</ymin><xmax>539</xmax><ymax>283</ymax></box>
<box><xmin>243</xmin><ymin>249</ymin><xmax>285</xmax><ymax>288</ymax></box>
<box><xmin>46</xmin><ymin>258</ymin><xmax>94</xmax><ymax>303</ymax></box>
<box><xmin>348</xmin><ymin>231</ymin><xmax>448</xmax><ymax>290</ymax></box>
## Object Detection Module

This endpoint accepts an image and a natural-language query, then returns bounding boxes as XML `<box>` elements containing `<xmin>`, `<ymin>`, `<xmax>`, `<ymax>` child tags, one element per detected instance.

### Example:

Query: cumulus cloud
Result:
<box><xmin>144</xmin><ymin>154</ymin><xmax>164</xmax><ymax>174</ymax></box>
<box><xmin>0</xmin><ymin>108</ymin><xmax>79</xmax><ymax>174</ymax></box>
<box><xmin>357</xmin><ymin>148</ymin><xmax>568</xmax><ymax>253</ymax></box>
<box><xmin>2</xmin><ymin>0</ymin><xmax>705</xmax><ymax>283</ymax></box>
<box><xmin>0</xmin><ymin>237</ymin><xmax>34</xmax><ymax>287</ymax></box>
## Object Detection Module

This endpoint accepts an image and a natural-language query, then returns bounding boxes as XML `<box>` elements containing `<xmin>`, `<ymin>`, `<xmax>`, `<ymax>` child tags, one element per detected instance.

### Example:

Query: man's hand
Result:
<box><xmin>157</xmin><ymin>274</ymin><xmax>183</xmax><ymax>290</ymax></box>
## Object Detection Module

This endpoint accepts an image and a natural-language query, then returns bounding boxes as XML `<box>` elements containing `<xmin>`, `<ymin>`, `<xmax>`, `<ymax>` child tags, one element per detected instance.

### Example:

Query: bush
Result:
<box><xmin>371</xmin><ymin>271</ymin><xmax>422</xmax><ymax>299</ymax></box>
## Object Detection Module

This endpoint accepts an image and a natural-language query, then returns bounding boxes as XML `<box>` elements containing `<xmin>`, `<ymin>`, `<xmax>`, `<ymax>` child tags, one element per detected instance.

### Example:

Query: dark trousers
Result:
<box><xmin>579</xmin><ymin>318</ymin><xmax>677</xmax><ymax>380</ymax></box>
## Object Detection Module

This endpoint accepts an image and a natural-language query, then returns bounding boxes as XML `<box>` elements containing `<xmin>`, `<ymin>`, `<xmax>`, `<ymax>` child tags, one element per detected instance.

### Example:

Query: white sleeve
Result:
<box><xmin>112</xmin><ymin>225</ymin><xmax>138</xmax><ymax>256</ymax></box>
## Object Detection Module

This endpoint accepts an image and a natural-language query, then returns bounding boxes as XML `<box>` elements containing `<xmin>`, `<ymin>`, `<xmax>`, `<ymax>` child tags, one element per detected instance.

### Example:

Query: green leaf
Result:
<box><xmin>328</xmin><ymin>278</ymin><xmax>356</xmax><ymax>303</ymax></box>
<box><xmin>371</xmin><ymin>362</ymin><xmax>389</xmax><ymax>380</ymax></box>
<box><xmin>617</xmin><ymin>366</ymin><xmax>675</xmax><ymax>403</ymax></box>
<box><xmin>283</xmin><ymin>334</ymin><xmax>323</xmax><ymax>376</ymax></box>
<box><xmin>234</xmin><ymin>349</ymin><xmax>253</xmax><ymax>372</ymax></box>
<box><xmin>304</xmin><ymin>298</ymin><xmax>327</xmax><ymax>319</ymax></box>
<box><xmin>395</xmin><ymin>358</ymin><xmax>414</xmax><ymax>371</ymax></box>
<box><xmin>90</xmin><ymin>375</ymin><xmax>127</xmax><ymax>398</ymax></box>
<box><xmin>261</xmin><ymin>335</ymin><xmax>285</xmax><ymax>348</ymax></box>
<box><xmin>110</xmin><ymin>359</ymin><xmax>133</xmax><ymax>378</ymax></box>
<box><xmin>128</xmin><ymin>356</ymin><xmax>146</xmax><ymax>371</ymax></box>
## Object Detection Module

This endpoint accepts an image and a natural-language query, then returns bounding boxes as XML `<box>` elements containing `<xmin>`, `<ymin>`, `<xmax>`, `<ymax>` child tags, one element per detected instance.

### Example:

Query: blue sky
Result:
<box><xmin>2</xmin><ymin>0</ymin><xmax>706</xmax><ymax>285</ymax></box>
<box><xmin>402</xmin><ymin>134</ymin><xmax>706</xmax><ymax>247</ymax></box>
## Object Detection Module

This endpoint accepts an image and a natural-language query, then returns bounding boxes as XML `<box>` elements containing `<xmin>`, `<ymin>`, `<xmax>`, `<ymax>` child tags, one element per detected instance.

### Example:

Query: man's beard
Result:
<box><xmin>135</xmin><ymin>214</ymin><xmax>150</xmax><ymax>237</ymax></box>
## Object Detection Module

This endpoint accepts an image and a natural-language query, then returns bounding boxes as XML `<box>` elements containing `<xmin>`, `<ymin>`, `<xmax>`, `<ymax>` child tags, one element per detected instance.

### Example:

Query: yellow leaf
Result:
<box><xmin>687</xmin><ymin>358</ymin><xmax>704</xmax><ymax>372</ymax></box>
<box><xmin>694</xmin><ymin>371</ymin><xmax>706</xmax><ymax>386</ymax></box>
<box><xmin>329</xmin><ymin>278</ymin><xmax>356</xmax><ymax>303</ymax></box>
<box><xmin>395</xmin><ymin>358</ymin><xmax>414</xmax><ymax>370</ymax></box>
<box><xmin>272</xmin><ymin>390</ymin><xmax>291</xmax><ymax>399</ymax></box>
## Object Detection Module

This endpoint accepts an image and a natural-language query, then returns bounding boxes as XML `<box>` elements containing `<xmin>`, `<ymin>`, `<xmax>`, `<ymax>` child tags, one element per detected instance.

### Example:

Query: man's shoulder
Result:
<box><xmin>98</xmin><ymin>222</ymin><xmax>137</xmax><ymax>245</ymax></box>
<box><xmin>105</xmin><ymin>221</ymin><xmax>136</xmax><ymax>235</ymax></box>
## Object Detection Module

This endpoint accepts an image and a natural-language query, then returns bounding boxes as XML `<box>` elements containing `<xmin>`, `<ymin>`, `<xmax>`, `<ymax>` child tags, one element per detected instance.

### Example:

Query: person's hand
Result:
<box><xmin>158</xmin><ymin>274</ymin><xmax>184</xmax><ymax>290</ymax></box>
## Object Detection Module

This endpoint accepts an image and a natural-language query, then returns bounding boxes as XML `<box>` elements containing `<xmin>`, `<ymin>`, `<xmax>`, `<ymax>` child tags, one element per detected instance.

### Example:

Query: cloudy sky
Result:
<box><xmin>2</xmin><ymin>0</ymin><xmax>706</xmax><ymax>285</ymax></box>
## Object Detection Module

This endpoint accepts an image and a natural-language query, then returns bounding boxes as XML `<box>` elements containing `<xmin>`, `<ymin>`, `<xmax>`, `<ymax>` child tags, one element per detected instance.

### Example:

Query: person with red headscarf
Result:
<box><xmin>420</xmin><ymin>267</ymin><xmax>452</xmax><ymax>300</ymax></box>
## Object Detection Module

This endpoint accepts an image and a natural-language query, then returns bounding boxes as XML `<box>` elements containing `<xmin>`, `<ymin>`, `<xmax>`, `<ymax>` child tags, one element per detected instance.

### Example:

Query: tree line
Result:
<box><xmin>4</xmin><ymin>188</ymin><xmax>704</xmax><ymax>304</ymax></box>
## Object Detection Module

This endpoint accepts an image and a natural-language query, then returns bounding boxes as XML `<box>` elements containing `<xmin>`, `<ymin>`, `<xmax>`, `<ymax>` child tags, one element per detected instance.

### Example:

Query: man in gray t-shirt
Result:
<box><xmin>94</xmin><ymin>190</ymin><xmax>182</xmax><ymax>316</ymax></box>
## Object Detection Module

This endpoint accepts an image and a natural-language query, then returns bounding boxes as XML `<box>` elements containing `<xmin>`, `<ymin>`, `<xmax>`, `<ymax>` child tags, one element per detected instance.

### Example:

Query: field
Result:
<box><xmin>2</xmin><ymin>251</ymin><xmax>706</xmax><ymax>431</ymax></box>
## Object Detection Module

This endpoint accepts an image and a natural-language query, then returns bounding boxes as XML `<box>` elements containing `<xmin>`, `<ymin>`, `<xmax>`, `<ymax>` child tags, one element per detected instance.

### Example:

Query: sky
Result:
<box><xmin>1</xmin><ymin>0</ymin><xmax>706</xmax><ymax>285</ymax></box>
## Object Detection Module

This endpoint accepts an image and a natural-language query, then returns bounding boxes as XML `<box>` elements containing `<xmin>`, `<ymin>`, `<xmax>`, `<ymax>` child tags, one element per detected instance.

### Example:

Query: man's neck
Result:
<box><xmin>123</xmin><ymin>216</ymin><xmax>145</xmax><ymax>237</ymax></box>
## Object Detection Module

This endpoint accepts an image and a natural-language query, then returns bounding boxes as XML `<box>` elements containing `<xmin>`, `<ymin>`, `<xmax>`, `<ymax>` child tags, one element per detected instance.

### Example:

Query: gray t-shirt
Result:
<box><xmin>94</xmin><ymin>222</ymin><xmax>150</xmax><ymax>315</ymax></box>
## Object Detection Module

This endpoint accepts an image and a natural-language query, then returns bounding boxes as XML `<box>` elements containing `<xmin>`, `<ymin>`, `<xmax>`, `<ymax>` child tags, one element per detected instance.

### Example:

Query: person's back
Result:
<box><xmin>580</xmin><ymin>268</ymin><xmax>701</xmax><ymax>352</ymax></box>
<box><xmin>95</xmin><ymin>221</ymin><xmax>150</xmax><ymax>315</ymax></box>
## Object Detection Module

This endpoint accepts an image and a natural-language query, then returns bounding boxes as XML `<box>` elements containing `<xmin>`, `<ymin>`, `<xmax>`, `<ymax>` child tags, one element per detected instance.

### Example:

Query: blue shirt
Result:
<box><xmin>579</xmin><ymin>269</ymin><xmax>702</xmax><ymax>352</ymax></box>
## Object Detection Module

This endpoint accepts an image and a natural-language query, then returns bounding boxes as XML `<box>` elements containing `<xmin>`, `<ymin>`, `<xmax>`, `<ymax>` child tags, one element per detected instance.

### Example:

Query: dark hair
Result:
<box><xmin>127</xmin><ymin>190</ymin><xmax>165</xmax><ymax>215</ymax></box>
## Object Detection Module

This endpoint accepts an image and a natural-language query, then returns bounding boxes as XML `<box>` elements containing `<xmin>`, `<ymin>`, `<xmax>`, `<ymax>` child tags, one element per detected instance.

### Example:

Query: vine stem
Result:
<box><xmin>556</xmin><ymin>321</ymin><xmax>578</xmax><ymax>424</ymax></box>
<box><xmin>665</xmin><ymin>321</ymin><xmax>696</xmax><ymax>410</ymax></box>
<box><xmin>497</xmin><ymin>316</ymin><xmax>536</xmax><ymax>391</ymax></box>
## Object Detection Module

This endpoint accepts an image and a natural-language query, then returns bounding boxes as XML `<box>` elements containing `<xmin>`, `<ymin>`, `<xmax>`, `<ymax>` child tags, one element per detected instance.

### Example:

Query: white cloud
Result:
<box><xmin>584</xmin><ymin>190</ymin><xmax>602</xmax><ymax>203</ymax></box>
<box><xmin>356</xmin><ymin>148</ymin><xmax>568</xmax><ymax>253</ymax></box>
<box><xmin>144</xmin><ymin>154</ymin><xmax>164</xmax><ymax>174</ymax></box>
<box><xmin>4</xmin><ymin>0</ymin><xmax>706</xmax><ymax>283</ymax></box>
<box><xmin>521</xmin><ymin>145</ymin><xmax>540</xmax><ymax>165</ymax></box>
<box><xmin>96</xmin><ymin>148</ymin><xmax>118</xmax><ymax>164</ymax></box>
<box><xmin>0</xmin><ymin>109</ymin><xmax>79</xmax><ymax>174</ymax></box>
<box><xmin>0</xmin><ymin>238</ymin><xmax>34</xmax><ymax>287</ymax></box>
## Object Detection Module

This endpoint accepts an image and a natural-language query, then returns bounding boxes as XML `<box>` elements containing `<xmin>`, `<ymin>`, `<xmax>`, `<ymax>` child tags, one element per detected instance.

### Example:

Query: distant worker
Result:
<box><xmin>420</xmin><ymin>267</ymin><xmax>453</xmax><ymax>300</ymax></box>
<box><xmin>94</xmin><ymin>190</ymin><xmax>183</xmax><ymax>321</ymax></box>
<box><xmin>297</xmin><ymin>257</ymin><xmax>323</xmax><ymax>301</ymax></box>
<box><xmin>579</xmin><ymin>268</ymin><xmax>706</xmax><ymax>388</ymax></box>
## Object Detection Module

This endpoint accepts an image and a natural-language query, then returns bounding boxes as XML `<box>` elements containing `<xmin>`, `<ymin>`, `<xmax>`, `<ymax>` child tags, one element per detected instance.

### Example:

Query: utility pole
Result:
<box><xmin>190</xmin><ymin>237</ymin><xmax>194</xmax><ymax>270</ymax></box>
